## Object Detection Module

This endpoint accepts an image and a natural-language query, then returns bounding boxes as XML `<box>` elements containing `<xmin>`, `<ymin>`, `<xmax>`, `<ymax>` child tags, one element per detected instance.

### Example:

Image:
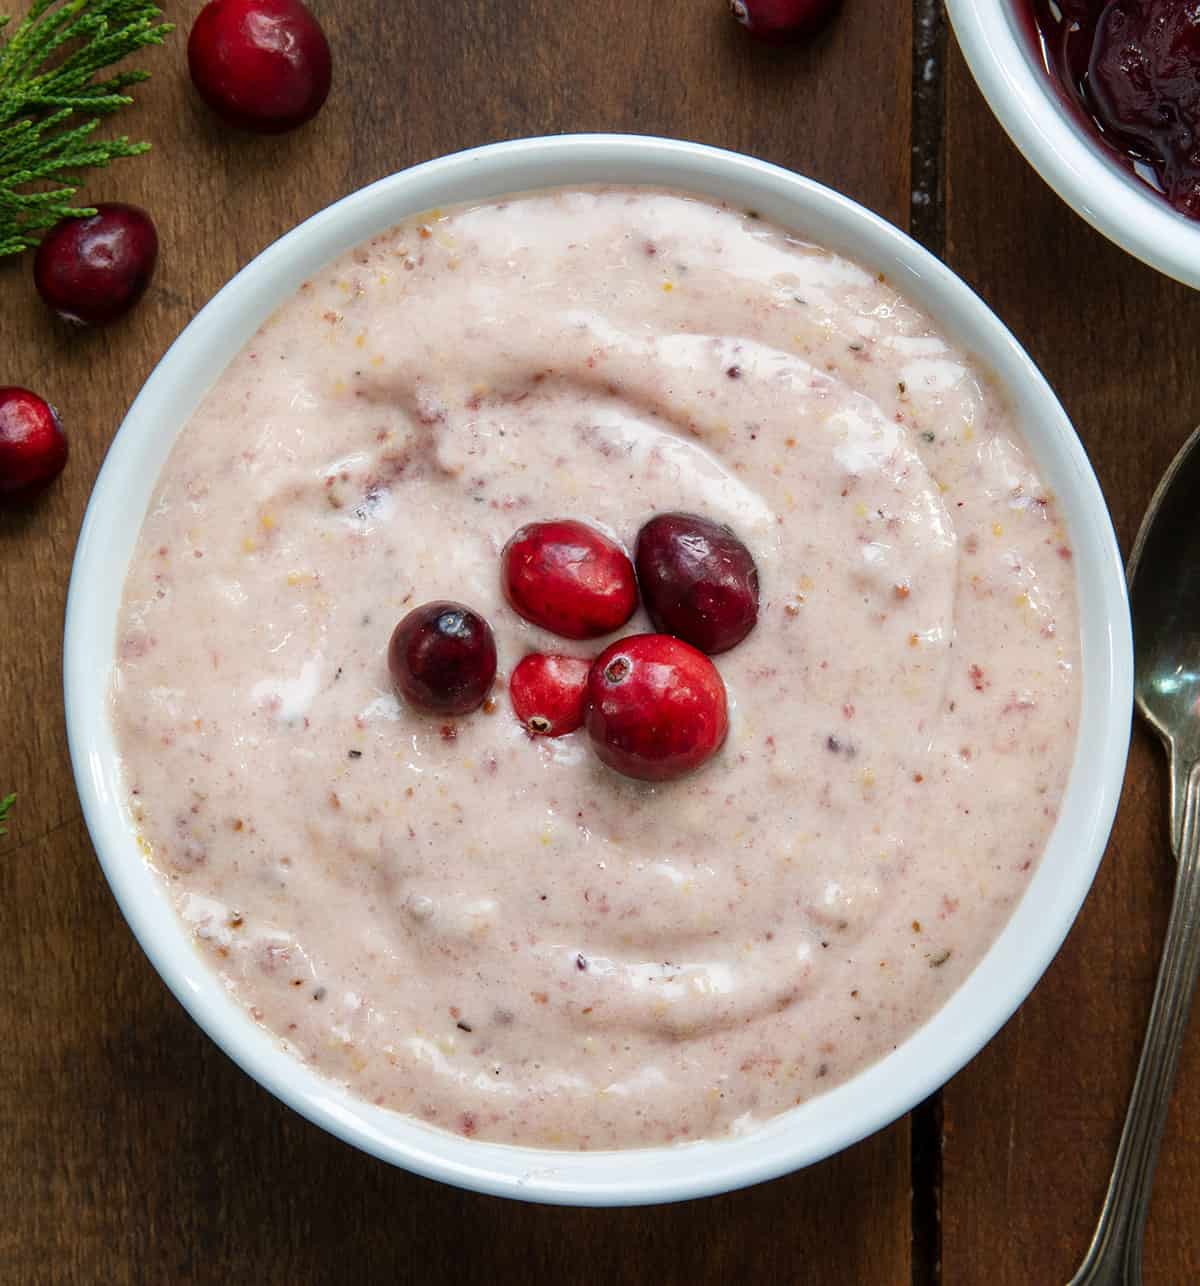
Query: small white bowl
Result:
<box><xmin>64</xmin><ymin>134</ymin><xmax>1132</xmax><ymax>1206</ymax></box>
<box><xmin>947</xmin><ymin>0</ymin><xmax>1200</xmax><ymax>289</ymax></box>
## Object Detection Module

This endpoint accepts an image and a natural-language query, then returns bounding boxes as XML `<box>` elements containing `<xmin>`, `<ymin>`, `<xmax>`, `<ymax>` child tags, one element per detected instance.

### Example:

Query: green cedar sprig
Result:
<box><xmin>0</xmin><ymin>0</ymin><xmax>171</xmax><ymax>257</ymax></box>
<box><xmin>0</xmin><ymin>792</ymin><xmax>14</xmax><ymax>837</ymax></box>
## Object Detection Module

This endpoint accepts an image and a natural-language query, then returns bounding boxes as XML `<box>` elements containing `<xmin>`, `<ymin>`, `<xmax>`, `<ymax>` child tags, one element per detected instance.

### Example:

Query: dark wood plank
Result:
<box><xmin>0</xmin><ymin>2</ymin><xmax>914</xmax><ymax>1282</ymax></box>
<box><xmin>941</xmin><ymin>37</ymin><xmax>1200</xmax><ymax>1286</ymax></box>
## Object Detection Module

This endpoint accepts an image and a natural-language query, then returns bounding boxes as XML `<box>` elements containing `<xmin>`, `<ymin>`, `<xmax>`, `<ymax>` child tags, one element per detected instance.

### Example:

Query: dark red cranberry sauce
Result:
<box><xmin>1021</xmin><ymin>0</ymin><xmax>1200</xmax><ymax>219</ymax></box>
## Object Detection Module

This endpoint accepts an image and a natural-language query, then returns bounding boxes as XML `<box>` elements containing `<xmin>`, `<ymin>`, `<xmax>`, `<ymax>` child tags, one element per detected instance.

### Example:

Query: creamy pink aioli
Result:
<box><xmin>111</xmin><ymin>189</ymin><xmax>1080</xmax><ymax>1148</ymax></box>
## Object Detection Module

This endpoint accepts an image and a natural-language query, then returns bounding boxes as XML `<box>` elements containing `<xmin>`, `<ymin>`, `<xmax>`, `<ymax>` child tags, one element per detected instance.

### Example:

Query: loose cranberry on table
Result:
<box><xmin>509</xmin><ymin>653</ymin><xmax>591</xmax><ymax>737</ymax></box>
<box><xmin>33</xmin><ymin>204</ymin><xmax>158</xmax><ymax>326</ymax></box>
<box><xmin>0</xmin><ymin>388</ymin><xmax>68</xmax><ymax>501</ymax></box>
<box><xmin>635</xmin><ymin>512</ymin><xmax>759</xmax><ymax>654</ymax></box>
<box><xmin>388</xmin><ymin>601</ymin><xmax>497</xmax><ymax>716</ymax></box>
<box><xmin>730</xmin><ymin>0</ymin><xmax>842</xmax><ymax>41</ymax></box>
<box><xmin>586</xmin><ymin>634</ymin><xmax>728</xmax><ymax>782</ymax></box>
<box><xmin>188</xmin><ymin>0</ymin><xmax>332</xmax><ymax>134</ymax></box>
<box><xmin>502</xmin><ymin>519</ymin><xmax>638</xmax><ymax>640</ymax></box>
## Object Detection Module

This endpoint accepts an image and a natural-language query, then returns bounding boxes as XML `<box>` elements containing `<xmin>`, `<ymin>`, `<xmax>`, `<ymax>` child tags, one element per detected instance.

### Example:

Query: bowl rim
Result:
<box><xmin>945</xmin><ymin>0</ymin><xmax>1200</xmax><ymax>290</ymax></box>
<box><xmin>64</xmin><ymin>132</ymin><xmax>1132</xmax><ymax>1206</ymax></box>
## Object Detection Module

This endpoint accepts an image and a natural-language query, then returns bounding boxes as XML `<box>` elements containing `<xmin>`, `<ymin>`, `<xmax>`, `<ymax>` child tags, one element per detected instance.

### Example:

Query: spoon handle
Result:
<box><xmin>1068</xmin><ymin>759</ymin><xmax>1200</xmax><ymax>1286</ymax></box>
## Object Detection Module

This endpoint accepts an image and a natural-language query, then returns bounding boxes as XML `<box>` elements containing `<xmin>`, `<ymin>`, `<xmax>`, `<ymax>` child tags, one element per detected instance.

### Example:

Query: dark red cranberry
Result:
<box><xmin>188</xmin><ymin>0</ymin><xmax>332</xmax><ymax>134</ymax></box>
<box><xmin>635</xmin><ymin>512</ymin><xmax>759</xmax><ymax>654</ymax></box>
<box><xmin>388</xmin><ymin>601</ymin><xmax>497</xmax><ymax>716</ymax></box>
<box><xmin>586</xmin><ymin>634</ymin><xmax>728</xmax><ymax>782</ymax></box>
<box><xmin>33</xmin><ymin>205</ymin><xmax>157</xmax><ymax>326</ymax></box>
<box><xmin>502</xmin><ymin>519</ymin><xmax>638</xmax><ymax>640</ymax></box>
<box><xmin>730</xmin><ymin>0</ymin><xmax>841</xmax><ymax>41</ymax></box>
<box><xmin>509</xmin><ymin>653</ymin><xmax>591</xmax><ymax>737</ymax></box>
<box><xmin>0</xmin><ymin>388</ymin><xmax>68</xmax><ymax>500</ymax></box>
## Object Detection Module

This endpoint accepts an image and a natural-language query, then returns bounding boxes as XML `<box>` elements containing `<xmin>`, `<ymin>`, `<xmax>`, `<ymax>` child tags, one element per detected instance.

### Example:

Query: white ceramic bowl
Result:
<box><xmin>947</xmin><ymin>0</ymin><xmax>1200</xmax><ymax>289</ymax></box>
<box><xmin>65</xmin><ymin>134</ymin><xmax>1132</xmax><ymax>1206</ymax></box>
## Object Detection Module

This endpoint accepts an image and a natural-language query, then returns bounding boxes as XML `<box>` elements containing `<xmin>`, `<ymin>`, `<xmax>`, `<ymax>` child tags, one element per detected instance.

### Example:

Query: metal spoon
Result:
<box><xmin>1068</xmin><ymin>424</ymin><xmax>1200</xmax><ymax>1286</ymax></box>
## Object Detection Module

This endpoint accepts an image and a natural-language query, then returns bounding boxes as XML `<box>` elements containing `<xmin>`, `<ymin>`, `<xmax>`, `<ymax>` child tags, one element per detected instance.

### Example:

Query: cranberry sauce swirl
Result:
<box><xmin>1024</xmin><ymin>0</ymin><xmax>1200</xmax><ymax>218</ymax></box>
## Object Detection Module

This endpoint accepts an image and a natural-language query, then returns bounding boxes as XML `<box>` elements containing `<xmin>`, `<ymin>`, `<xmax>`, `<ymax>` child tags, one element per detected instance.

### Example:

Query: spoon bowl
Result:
<box><xmin>1129</xmin><ymin>427</ymin><xmax>1200</xmax><ymax>847</ymax></box>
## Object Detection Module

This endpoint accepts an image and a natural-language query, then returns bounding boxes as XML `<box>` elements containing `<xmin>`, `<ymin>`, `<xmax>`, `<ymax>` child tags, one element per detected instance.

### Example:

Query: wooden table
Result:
<box><xmin>3</xmin><ymin>2</ymin><xmax>1198</xmax><ymax>1281</ymax></box>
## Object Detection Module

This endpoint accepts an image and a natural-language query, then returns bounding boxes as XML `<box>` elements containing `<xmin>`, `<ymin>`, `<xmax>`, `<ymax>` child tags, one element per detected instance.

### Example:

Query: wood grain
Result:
<box><xmin>0</xmin><ymin>2</ymin><xmax>915</xmax><ymax>1283</ymax></box>
<box><xmin>941</xmin><ymin>36</ymin><xmax>1200</xmax><ymax>1286</ymax></box>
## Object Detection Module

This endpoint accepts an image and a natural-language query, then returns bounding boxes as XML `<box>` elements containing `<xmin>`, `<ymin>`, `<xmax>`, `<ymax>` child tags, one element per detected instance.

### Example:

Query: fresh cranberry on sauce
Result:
<box><xmin>388</xmin><ymin>601</ymin><xmax>497</xmax><ymax>716</ymax></box>
<box><xmin>635</xmin><ymin>512</ymin><xmax>759</xmax><ymax>655</ymax></box>
<box><xmin>1026</xmin><ymin>0</ymin><xmax>1200</xmax><ymax>218</ymax></box>
<box><xmin>34</xmin><ymin>205</ymin><xmax>158</xmax><ymax>326</ymax></box>
<box><xmin>188</xmin><ymin>0</ymin><xmax>332</xmax><ymax>134</ymax></box>
<box><xmin>502</xmin><ymin>519</ymin><xmax>638</xmax><ymax>640</ymax></box>
<box><xmin>0</xmin><ymin>388</ymin><xmax>68</xmax><ymax>500</ymax></box>
<box><xmin>586</xmin><ymin>634</ymin><xmax>728</xmax><ymax>782</ymax></box>
<box><xmin>730</xmin><ymin>0</ymin><xmax>841</xmax><ymax>41</ymax></box>
<box><xmin>509</xmin><ymin>653</ymin><xmax>591</xmax><ymax>737</ymax></box>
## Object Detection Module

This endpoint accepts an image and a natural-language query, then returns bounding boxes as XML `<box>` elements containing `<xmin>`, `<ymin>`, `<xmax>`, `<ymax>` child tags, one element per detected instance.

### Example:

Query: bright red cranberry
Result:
<box><xmin>0</xmin><ymin>388</ymin><xmax>68</xmax><ymax>500</ymax></box>
<box><xmin>33</xmin><ymin>205</ymin><xmax>157</xmax><ymax>326</ymax></box>
<box><xmin>502</xmin><ymin>519</ymin><xmax>638</xmax><ymax>640</ymax></box>
<box><xmin>188</xmin><ymin>0</ymin><xmax>332</xmax><ymax>134</ymax></box>
<box><xmin>730</xmin><ymin>0</ymin><xmax>841</xmax><ymax>41</ymax></box>
<box><xmin>586</xmin><ymin>634</ymin><xmax>728</xmax><ymax>782</ymax></box>
<box><xmin>509</xmin><ymin>653</ymin><xmax>591</xmax><ymax>737</ymax></box>
<box><xmin>388</xmin><ymin>601</ymin><xmax>497</xmax><ymax>716</ymax></box>
<box><xmin>635</xmin><ymin>512</ymin><xmax>759</xmax><ymax>654</ymax></box>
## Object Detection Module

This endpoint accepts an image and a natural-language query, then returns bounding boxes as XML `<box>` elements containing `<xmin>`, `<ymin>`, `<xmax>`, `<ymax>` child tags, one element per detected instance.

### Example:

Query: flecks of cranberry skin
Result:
<box><xmin>586</xmin><ymin>634</ymin><xmax>729</xmax><ymax>782</ymax></box>
<box><xmin>730</xmin><ymin>0</ymin><xmax>841</xmax><ymax>42</ymax></box>
<box><xmin>0</xmin><ymin>388</ymin><xmax>68</xmax><ymax>500</ymax></box>
<box><xmin>509</xmin><ymin>653</ymin><xmax>591</xmax><ymax>737</ymax></box>
<box><xmin>188</xmin><ymin>0</ymin><xmax>332</xmax><ymax>134</ymax></box>
<box><xmin>502</xmin><ymin>519</ymin><xmax>638</xmax><ymax>640</ymax></box>
<box><xmin>635</xmin><ymin>512</ymin><xmax>760</xmax><ymax>654</ymax></box>
<box><xmin>33</xmin><ymin>205</ymin><xmax>158</xmax><ymax>326</ymax></box>
<box><xmin>388</xmin><ymin>601</ymin><xmax>497</xmax><ymax>716</ymax></box>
